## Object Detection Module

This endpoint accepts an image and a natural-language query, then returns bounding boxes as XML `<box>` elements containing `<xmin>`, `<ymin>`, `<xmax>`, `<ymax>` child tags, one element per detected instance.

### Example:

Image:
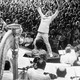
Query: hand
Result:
<box><xmin>56</xmin><ymin>0</ymin><xmax>60</xmax><ymax>9</ymax></box>
<box><xmin>33</xmin><ymin>1</ymin><xmax>40</xmax><ymax>8</ymax></box>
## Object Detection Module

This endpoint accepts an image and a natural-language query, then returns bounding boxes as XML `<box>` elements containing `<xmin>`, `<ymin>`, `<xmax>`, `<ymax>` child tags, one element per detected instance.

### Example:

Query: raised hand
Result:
<box><xmin>33</xmin><ymin>1</ymin><xmax>40</xmax><ymax>8</ymax></box>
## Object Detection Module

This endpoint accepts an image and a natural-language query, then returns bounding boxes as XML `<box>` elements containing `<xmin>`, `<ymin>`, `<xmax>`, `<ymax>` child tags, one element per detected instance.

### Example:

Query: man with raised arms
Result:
<box><xmin>33</xmin><ymin>0</ymin><xmax>59</xmax><ymax>57</ymax></box>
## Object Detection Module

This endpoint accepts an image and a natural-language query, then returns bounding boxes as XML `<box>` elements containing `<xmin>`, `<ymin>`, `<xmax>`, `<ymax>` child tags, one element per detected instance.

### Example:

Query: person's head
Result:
<box><xmin>35</xmin><ymin>39</ymin><xmax>44</xmax><ymax>49</ymax></box>
<box><xmin>13</xmin><ymin>18</ymin><xmax>18</xmax><ymax>24</ymax></box>
<box><xmin>39</xmin><ymin>53</ymin><xmax>47</xmax><ymax>61</ymax></box>
<box><xmin>65</xmin><ymin>47</ymin><xmax>71</xmax><ymax>53</ymax></box>
<box><xmin>36</xmin><ymin>59</ymin><xmax>46</xmax><ymax>70</ymax></box>
<box><xmin>33</xmin><ymin>57</ymin><xmax>46</xmax><ymax>70</ymax></box>
<box><xmin>4</xmin><ymin>60</ymin><xmax>11</xmax><ymax>70</ymax></box>
<box><xmin>65</xmin><ymin>44</ymin><xmax>73</xmax><ymax>53</ymax></box>
<box><xmin>45</xmin><ymin>10</ymin><xmax>53</xmax><ymax>17</ymax></box>
<box><xmin>15</xmin><ymin>19</ymin><xmax>18</xmax><ymax>24</ymax></box>
<box><xmin>56</xmin><ymin>66</ymin><xmax>67</xmax><ymax>77</ymax></box>
<box><xmin>6</xmin><ymin>19</ymin><xmax>11</xmax><ymax>24</ymax></box>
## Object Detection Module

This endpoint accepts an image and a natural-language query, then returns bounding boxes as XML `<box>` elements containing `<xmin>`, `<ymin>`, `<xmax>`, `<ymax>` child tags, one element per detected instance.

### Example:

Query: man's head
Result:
<box><xmin>65</xmin><ymin>44</ymin><xmax>73</xmax><ymax>53</ymax></box>
<box><xmin>56</xmin><ymin>66</ymin><xmax>67</xmax><ymax>77</ymax></box>
<box><xmin>33</xmin><ymin>57</ymin><xmax>46</xmax><ymax>70</ymax></box>
<box><xmin>65</xmin><ymin>47</ymin><xmax>71</xmax><ymax>53</ymax></box>
<box><xmin>45</xmin><ymin>10</ymin><xmax>53</xmax><ymax>17</ymax></box>
<box><xmin>37</xmin><ymin>59</ymin><xmax>46</xmax><ymax>70</ymax></box>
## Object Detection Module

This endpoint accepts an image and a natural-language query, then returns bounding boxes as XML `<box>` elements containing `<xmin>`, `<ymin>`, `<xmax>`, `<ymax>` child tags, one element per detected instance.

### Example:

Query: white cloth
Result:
<box><xmin>60</xmin><ymin>49</ymin><xmax>77</xmax><ymax>66</ymax></box>
<box><xmin>26</xmin><ymin>68</ymin><xmax>51</xmax><ymax>80</ymax></box>
<box><xmin>2</xmin><ymin>71</ymin><xmax>13</xmax><ymax>80</ymax></box>
<box><xmin>38</xmin><ymin>16</ymin><xmax>52</xmax><ymax>34</ymax></box>
<box><xmin>54</xmin><ymin>77</ymin><xmax>71</xmax><ymax>80</ymax></box>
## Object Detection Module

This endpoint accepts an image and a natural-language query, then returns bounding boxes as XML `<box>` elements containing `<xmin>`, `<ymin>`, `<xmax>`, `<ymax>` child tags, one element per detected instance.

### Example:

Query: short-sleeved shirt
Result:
<box><xmin>38</xmin><ymin>16</ymin><xmax>52</xmax><ymax>34</ymax></box>
<box><xmin>60</xmin><ymin>49</ymin><xmax>77</xmax><ymax>65</ymax></box>
<box><xmin>54</xmin><ymin>77</ymin><xmax>70</xmax><ymax>80</ymax></box>
<box><xmin>27</xmin><ymin>68</ymin><xmax>51</xmax><ymax>80</ymax></box>
<box><xmin>2</xmin><ymin>71</ymin><xmax>13</xmax><ymax>80</ymax></box>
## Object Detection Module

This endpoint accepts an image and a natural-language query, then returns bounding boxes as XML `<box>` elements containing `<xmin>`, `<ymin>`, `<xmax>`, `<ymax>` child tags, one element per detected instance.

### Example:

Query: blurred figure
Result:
<box><xmin>6</xmin><ymin>19</ymin><xmax>11</xmax><ymax>24</ymax></box>
<box><xmin>0</xmin><ymin>12</ymin><xmax>7</xmax><ymax>31</ymax></box>
<box><xmin>33</xmin><ymin>0</ymin><xmax>59</xmax><ymax>57</ymax></box>
<box><xmin>2</xmin><ymin>60</ymin><xmax>13</xmax><ymax>80</ymax></box>
<box><xmin>0</xmin><ymin>12</ymin><xmax>7</xmax><ymax>39</ymax></box>
<box><xmin>26</xmin><ymin>57</ymin><xmax>51</xmax><ymax>80</ymax></box>
<box><xmin>60</xmin><ymin>44</ymin><xmax>77</xmax><ymax>66</ymax></box>
<box><xmin>55</xmin><ymin>66</ymin><xmax>67</xmax><ymax>80</ymax></box>
<box><xmin>73</xmin><ymin>44</ymin><xmax>80</xmax><ymax>66</ymax></box>
<box><xmin>32</xmin><ymin>39</ymin><xmax>47</xmax><ymax>59</ymax></box>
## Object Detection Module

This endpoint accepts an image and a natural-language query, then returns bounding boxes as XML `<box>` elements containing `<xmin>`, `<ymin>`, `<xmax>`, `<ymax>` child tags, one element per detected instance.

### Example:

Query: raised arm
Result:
<box><xmin>51</xmin><ymin>9</ymin><xmax>59</xmax><ymax>21</ymax></box>
<box><xmin>51</xmin><ymin>0</ymin><xmax>59</xmax><ymax>21</ymax></box>
<box><xmin>37</xmin><ymin>7</ymin><xmax>45</xmax><ymax>18</ymax></box>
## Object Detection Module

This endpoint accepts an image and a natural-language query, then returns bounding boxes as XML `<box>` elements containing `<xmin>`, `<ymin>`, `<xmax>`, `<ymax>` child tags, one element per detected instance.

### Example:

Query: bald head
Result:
<box><xmin>56</xmin><ymin>66</ymin><xmax>67</xmax><ymax>77</ymax></box>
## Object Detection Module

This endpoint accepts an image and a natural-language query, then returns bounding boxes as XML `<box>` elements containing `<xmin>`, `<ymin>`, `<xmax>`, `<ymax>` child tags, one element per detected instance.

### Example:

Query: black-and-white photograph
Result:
<box><xmin>0</xmin><ymin>0</ymin><xmax>80</xmax><ymax>80</ymax></box>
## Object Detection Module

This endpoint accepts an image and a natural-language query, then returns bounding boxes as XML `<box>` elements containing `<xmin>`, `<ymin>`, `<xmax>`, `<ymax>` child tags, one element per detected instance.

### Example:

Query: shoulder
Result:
<box><xmin>27</xmin><ymin>68</ymin><xmax>35</xmax><ymax>74</ymax></box>
<box><xmin>43</xmin><ymin>74</ymin><xmax>51</xmax><ymax>80</ymax></box>
<box><xmin>61</xmin><ymin>54</ymin><xmax>69</xmax><ymax>58</ymax></box>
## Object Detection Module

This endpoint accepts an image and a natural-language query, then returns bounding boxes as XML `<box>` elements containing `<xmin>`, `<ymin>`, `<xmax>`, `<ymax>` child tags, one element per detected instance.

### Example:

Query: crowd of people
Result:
<box><xmin>0</xmin><ymin>0</ymin><xmax>80</xmax><ymax>80</ymax></box>
<box><xmin>0</xmin><ymin>0</ymin><xmax>80</xmax><ymax>53</ymax></box>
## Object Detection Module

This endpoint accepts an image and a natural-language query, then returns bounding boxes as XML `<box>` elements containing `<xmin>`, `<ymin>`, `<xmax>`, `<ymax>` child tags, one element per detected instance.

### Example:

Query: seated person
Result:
<box><xmin>32</xmin><ymin>39</ymin><xmax>47</xmax><ymax>59</ymax></box>
<box><xmin>73</xmin><ymin>60</ymin><xmax>80</xmax><ymax>66</ymax></box>
<box><xmin>26</xmin><ymin>57</ymin><xmax>51</xmax><ymax>80</ymax></box>
<box><xmin>54</xmin><ymin>66</ymin><xmax>68</xmax><ymax>80</ymax></box>
<box><xmin>2</xmin><ymin>60</ymin><xmax>13</xmax><ymax>80</ymax></box>
<box><xmin>73</xmin><ymin>45</ymin><xmax>80</xmax><ymax>66</ymax></box>
<box><xmin>60</xmin><ymin>44</ymin><xmax>77</xmax><ymax>66</ymax></box>
<box><xmin>24</xmin><ymin>33</ymin><xmax>33</xmax><ymax>47</ymax></box>
<box><xmin>24</xmin><ymin>39</ymin><xmax>47</xmax><ymax>58</ymax></box>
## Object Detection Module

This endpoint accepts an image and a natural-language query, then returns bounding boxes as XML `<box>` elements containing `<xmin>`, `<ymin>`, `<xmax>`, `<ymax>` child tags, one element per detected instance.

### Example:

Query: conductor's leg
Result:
<box><xmin>42</xmin><ymin>33</ymin><xmax>53</xmax><ymax>57</ymax></box>
<box><xmin>33</xmin><ymin>33</ymin><xmax>41</xmax><ymax>49</ymax></box>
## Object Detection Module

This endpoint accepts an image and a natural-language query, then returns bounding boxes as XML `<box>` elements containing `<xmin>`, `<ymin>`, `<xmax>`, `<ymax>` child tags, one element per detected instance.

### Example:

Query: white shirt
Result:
<box><xmin>27</xmin><ymin>68</ymin><xmax>51</xmax><ymax>80</ymax></box>
<box><xmin>38</xmin><ymin>16</ymin><xmax>52</xmax><ymax>34</ymax></box>
<box><xmin>60</xmin><ymin>49</ymin><xmax>77</xmax><ymax>66</ymax></box>
<box><xmin>54</xmin><ymin>77</ymin><xmax>71</xmax><ymax>80</ymax></box>
<box><xmin>37</xmin><ymin>8</ymin><xmax>59</xmax><ymax>34</ymax></box>
<box><xmin>2</xmin><ymin>71</ymin><xmax>13</xmax><ymax>80</ymax></box>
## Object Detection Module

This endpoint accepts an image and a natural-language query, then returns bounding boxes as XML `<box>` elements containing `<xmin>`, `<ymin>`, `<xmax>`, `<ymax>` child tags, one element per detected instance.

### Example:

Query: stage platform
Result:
<box><xmin>2</xmin><ymin>47</ymin><xmax>80</xmax><ymax>80</ymax></box>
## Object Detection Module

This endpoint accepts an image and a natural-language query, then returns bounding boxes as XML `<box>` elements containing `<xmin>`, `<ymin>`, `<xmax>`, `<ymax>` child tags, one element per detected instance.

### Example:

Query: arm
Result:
<box><xmin>37</xmin><ymin>7</ymin><xmax>45</xmax><ymax>18</ymax></box>
<box><xmin>51</xmin><ymin>0</ymin><xmax>59</xmax><ymax>21</ymax></box>
<box><xmin>51</xmin><ymin>9</ymin><xmax>59</xmax><ymax>21</ymax></box>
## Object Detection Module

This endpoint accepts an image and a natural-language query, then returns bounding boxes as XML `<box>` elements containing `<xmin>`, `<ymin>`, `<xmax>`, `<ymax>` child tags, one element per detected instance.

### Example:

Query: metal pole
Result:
<box><xmin>12</xmin><ymin>29</ymin><xmax>19</xmax><ymax>80</ymax></box>
<box><xmin>11</xmin><ymin>25</ymin><xmax>22</xmax><ymax>80</ymax></box>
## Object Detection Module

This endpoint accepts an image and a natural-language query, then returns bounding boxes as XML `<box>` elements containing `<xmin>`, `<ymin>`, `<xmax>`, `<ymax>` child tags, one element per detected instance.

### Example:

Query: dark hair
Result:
<box><xmin>56</xmin><ymin>68</ymin><xmax>67</xmax><ymax>77</ymax></box>
<box><xmin>33</xmin><ymin>57</ymin><xmax>41</xmax><ymax>63</ymax></box>
<box><xmin>4</xmin><ymin>60</ymin><xmax>11</xmax><ymax>70</ymax></box>
<box><xmin>37</xmin><ymin>60</ymin><xmax>46</xmax><ymax>70</ymax></box>
<box><xmin>35</xmin><ymin>39</ymin><xmax>44</xmax><ymax>49</ymax></box>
